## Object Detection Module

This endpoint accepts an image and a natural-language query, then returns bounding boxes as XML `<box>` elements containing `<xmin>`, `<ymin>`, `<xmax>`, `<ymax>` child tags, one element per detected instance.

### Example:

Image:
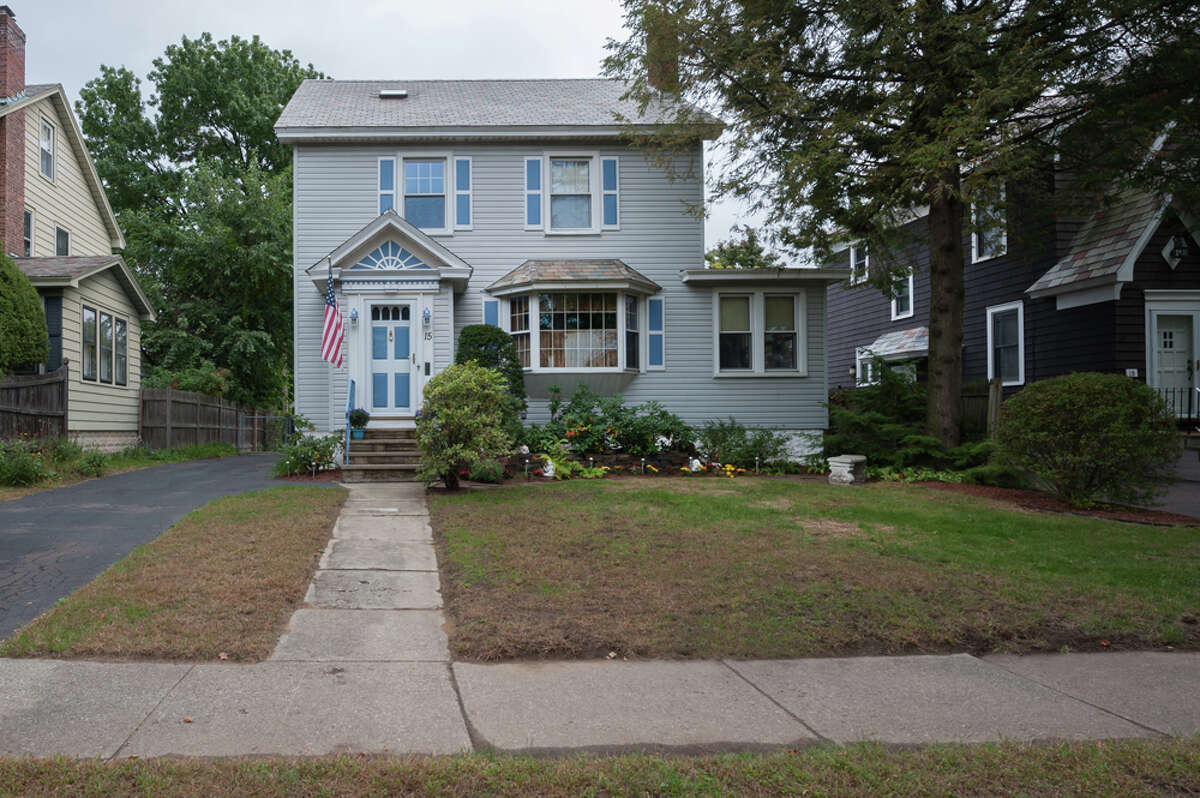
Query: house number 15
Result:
<box><xmin>424</xmin><ymin>331</ymin><xmax>433</xmax><ymax>340</ymax></box>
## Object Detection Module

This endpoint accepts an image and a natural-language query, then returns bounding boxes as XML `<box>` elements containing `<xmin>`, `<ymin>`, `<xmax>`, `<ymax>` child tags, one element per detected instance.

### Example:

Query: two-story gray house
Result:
<box><xmin>275</xmin><ymin>79</ymin><xmax>844</xmax><ymax>466</ymax></box>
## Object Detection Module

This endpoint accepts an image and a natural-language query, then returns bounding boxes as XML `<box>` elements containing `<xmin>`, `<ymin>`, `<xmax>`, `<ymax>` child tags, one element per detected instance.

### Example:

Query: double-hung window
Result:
<box><xmin>81</xmin><ymin>306</ymin><xmax>97</xmax><ymax>381</ymax></box>
<box><xmin>855</xmin><ymin>348</ymin><xmax>878</xmax><ymax>385</ymax></box>
<box><xmin>849</xmin><ymin>245</ymin><xmax>868</xmax><ymax>285</ymax></box>
<box><xmin>40</xmin><ymin>119</ymin><xmax>55</xmax><ymax>180</ymax></box>
<box><xmin>972</xmin><ymin>186</ymin><xmax>1007</xmax><ymax>262</ymax></box>
<box><xmin>549</xmin><ymin>157</ymin><xmax>593</xmax><ymax>231</ymax></box>
<box><xmin>115</xmin><ymin>319</ymin><xmax>128</xmax><ymax>385</ymax></box>
<box><xmin>715</xmin><ymin>291</ymin><xmax>807</xmax><ymax>375</ymax></box>
<box><xmin>986</xmin><ymin>301</ymin><xmax>1024</xmax><ymax>386</ymax></box>
<box><xmin>56</xmin><ymin>227</ymin><xmax>70</xmax><ymax>256</ymax></box>
<box><xmin>23</xmin><ymin>209</ymin><xmax>32</xmax><ymax>256</ymax></box>
<box><xmin>403</xmin><ymin>158</ymin><xmax>447</xmax><ymax>231</ymax></box>
<box><xmin>891</xmin><ymin>272</ymin><xmax>914</xmax><ymax>320</ymax></box>
<box><xmin>98</xmin><ymin>312</ymin><xmax>114</xmax><ymax>384</ymax></box>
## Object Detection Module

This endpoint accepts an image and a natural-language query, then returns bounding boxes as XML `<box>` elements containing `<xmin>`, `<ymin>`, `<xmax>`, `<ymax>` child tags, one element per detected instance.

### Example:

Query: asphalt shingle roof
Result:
<box><xmin>488</xmin><ymin>259</ymin><xmax>661</xmax><ymax>292</ymax></box>
<box><xmin>866</xmin><ymin>326</ymin><xmax>929</xmax><ymax>359</ymax></box>
<box><xmin>15</xmin><ymin>255</ymin><xmax>123</xmax><ymax>280</ymax></box>
<box><xmin>276</xmin><ymin>79</ymin><xmax>709</xmax><ymax>131</ymax></box>
<box><xmin>1028</xmin><ymin>190</ymin><xmax>1165</xmax><ymax>294</ymax></box>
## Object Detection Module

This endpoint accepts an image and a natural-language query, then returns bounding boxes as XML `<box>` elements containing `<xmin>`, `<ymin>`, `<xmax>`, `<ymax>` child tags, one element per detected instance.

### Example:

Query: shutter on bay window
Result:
<box><xmin>647</xmin><ymin>297</ymin><xmax>664</xmax><ymax>368</ymax></box>
<box><xmin>525</xmin><ymin>158</ymin><xmax>542</xmax><ymax>228</ymax></box>
<box><xmin>483</xmin><ymin>299</ymin><xmax>500</xmax><ymax>327</ymax></box>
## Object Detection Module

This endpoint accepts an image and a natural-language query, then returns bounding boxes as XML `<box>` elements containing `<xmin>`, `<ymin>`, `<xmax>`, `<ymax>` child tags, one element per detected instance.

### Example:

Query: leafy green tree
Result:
<box><xmin>606</xmin><ymin>0</ymin><xmax>1198</xmax><ymax>447</ymax></box>
<box><xmin>704</xmin><ymin>226</ymin><xmax>781</xmax><ymax>269</ymax></box>
<box><xmin>415</xmin><ymin>362</ymin><xmax>515</xmax><ymax>490</ymax></box>
<box><xmin>76</xmin><ymin>34</ymin><xmax>323</xmax><ymax>406</ymax></box>
<box><xmin>0</xmin><ymin>254</ymin><xmax>48</xmax><ymax>374</ymax></box>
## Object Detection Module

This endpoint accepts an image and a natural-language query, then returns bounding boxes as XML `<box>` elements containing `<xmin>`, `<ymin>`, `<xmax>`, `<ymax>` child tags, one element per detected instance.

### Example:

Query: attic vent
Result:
<box><xmin>379</xmin><ymin>89</ymin><xmax>408</xmax><ymax>99</ymax></box>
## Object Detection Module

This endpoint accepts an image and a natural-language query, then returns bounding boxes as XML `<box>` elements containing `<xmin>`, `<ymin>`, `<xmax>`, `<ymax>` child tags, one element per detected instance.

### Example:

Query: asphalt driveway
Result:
<box><xmin>0</xmin><ymin>455</ymin><xmax>282</xmax><ymax>639</ymax></box>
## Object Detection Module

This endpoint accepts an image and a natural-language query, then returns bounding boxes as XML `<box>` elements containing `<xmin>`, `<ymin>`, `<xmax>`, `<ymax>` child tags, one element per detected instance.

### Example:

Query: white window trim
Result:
<box><xmin>39</xmin><ymin>117</ymin><xmax>55</xmax><ymax>181</ymax></box>
<box><xmin>712</xmin><ymin>290</ymin><xmax>809</xmax><ymax>377</ymax></box>
<box><xmin>646</xmin><ymin>296</ymin><xmax>665</xmax><ymax>371</ymax></box>
<box><xmin>55</xmin><ymin>225</ymin><xmax>70</xmax><ymax>257</ymax></box>
<box><xmin>601</xmin><ymin>156</ymin><xmax>620</xmax><ymax>231</ymax></box>
<box><xmin>453</xmin><ymin>156</ymin><xmax>472</xmax><ymax>231</ymax></box>
<box><xmin>399</xmin><ymin>152</ymin><xmax>453</xmax><ymax>236</ymax></box>
<box><xmin>23</xmin><ymin>207</ymin><xmax>33</xmax><ymax>257</ymax></box>
<box><xmin>849</xmin><ymin>245</ymin><xmax>868</xmax><ymax>285</ymax></box>
<box><xmin>377</xmin><ymin>157</ymin><xmax>395</xmax><ymax>215</ymax></box>
<box><xmin>971</xmin><ymin>187</ymin><xmax>1008</xmax><ymax>263</ymax></box>
<box><xmin>505</xmin><ymin>290</ymin><xmax>638</xmax><ymax>372</ymax></box>
<box><xmin>855</xmin><ymin>347</ymin><xmax>878</xmax><ymax>385</ymax></box>
<box><xmin>986</xmin><ymin>300</ymin><xmax>1025</xmax><ymax>387</ymax></box>
<box><xmin>890</xmin><ymin>272</ymin><xmax>914</xmax><ymax>321</ymax></box>
<box><xmin>542</xmin><ymin>150</ymin><xmax>602</xmax><ymax>235</ymax></box>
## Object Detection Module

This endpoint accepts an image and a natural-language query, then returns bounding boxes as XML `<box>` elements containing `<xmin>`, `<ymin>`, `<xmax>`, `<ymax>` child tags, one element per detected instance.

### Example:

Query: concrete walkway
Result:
<box><xmin>1</xmin><ymin>482</ymin><xmax>1197</xmax><ymax>758</ymax></box>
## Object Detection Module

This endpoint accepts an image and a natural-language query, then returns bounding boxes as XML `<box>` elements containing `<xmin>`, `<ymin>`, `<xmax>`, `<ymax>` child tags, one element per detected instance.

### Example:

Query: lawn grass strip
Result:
<box><xmin>0</xmin><ymin>485</ymin><xmax>347</xmax><ymax>661</ymax></box>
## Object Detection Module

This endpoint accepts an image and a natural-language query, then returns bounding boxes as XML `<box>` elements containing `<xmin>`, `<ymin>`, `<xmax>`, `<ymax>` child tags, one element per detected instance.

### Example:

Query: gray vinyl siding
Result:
<box><xmin>292</xmin><ymin>142</ymin><xmax>829</xmax><ymax>432</ymax></box>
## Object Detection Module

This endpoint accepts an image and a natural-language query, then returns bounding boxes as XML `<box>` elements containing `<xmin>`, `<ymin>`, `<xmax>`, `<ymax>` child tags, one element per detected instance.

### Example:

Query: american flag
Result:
<box><xmin>321</xmin><ymin>272</ymin><xmax>344</xmax><ymax>368</ymax></box>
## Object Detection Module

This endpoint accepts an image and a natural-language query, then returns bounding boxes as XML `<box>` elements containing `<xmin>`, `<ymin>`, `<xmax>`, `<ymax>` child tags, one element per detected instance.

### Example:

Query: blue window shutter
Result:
<box><xmin>378</xmin><ymin>158</ymin><xmax>395</xmax><ymax>216</ymax></box>
<box><xmin>525</xmin><ymin>158</ymin><xmax>542</xmax><ymax>227</ymax></box>
<box><xmin>483</xmin><ymin>299</ymin><xmax>499</xmax><ymax>327</ymax></box>
<box><xmin>455</xmin><ymin>158</ymin><xmax>472</xmax><ymax>228</ymax></box>
<box><xmin>647</xmin><ymin>297</ymin><xmax>664</xmax><ymax>368</ymax></box>
<box><xmin>601</xmin><ymin>157</ymin><xmax>619</xmax><ymax>228</ymax></box>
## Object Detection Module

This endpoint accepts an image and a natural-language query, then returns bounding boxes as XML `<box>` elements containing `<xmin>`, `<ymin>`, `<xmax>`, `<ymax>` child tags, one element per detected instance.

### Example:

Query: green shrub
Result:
<box><xmin>143</xmin><ymin>360</ymin><xmax>231</xmax><ymax>396</ymax></box>
<box><xmin>0</xmin><ymin>252</ymin><xmax>49</xmax><ymax>374</ymax></box>
<box><xmin>996</xmin><ymin>373</ymin><xmax>1180</xmax><ymax>507</ymax></box>
<box><xmin>0</xmin><ymin>442</ymin><xmax>47</xmax><ymax>486</ymax></box>
<box><xmin>348</xmin><ymin>409</ymin><xmax>370</xmax><ymax>429</ymax></box>
<box><xmin>697</xmin><ymin>418</ymin><xmax>790</xmax><ymax>466</ymax></box>
<box><xmin>455</xmin><ymin>324</ymin><xmax>527</xmax><ymax>406</ymax></box>
<box><xmin>529</xmin><ymin>384</ymin><xmax>692</xmax><ymax>456</ymax></box>
<box><xmin>46</xmin><ymin>437</ymin><xmax>84</xmax><ymax>465</ymax></box>
<box><xmin>467</xmin><ymin>458</ymin><xmax>508</xmax><ymax>484</ymax></box>
<box><xmin>962</xmin><ymin>463</ymin><xmax>1030</xmax><ymax>490</ymax></box>
<box><xmin>76</xmin><ymin>451</ymin><xmax>107</xmax><ymax>478</ymax></box>
<box><xmin>272</xmin><ymin>433</ymin><xmax>342</xmax><ymax>477</ymax></box>
<box><xmin>824</xmin><ymin>363</ymin><xmax>928</xmax><ymax>465</ymax></box>
<box><xmin>416</xmin><ymin>362</ymin><xmax>514</xmax><ymax>490</ymax></box>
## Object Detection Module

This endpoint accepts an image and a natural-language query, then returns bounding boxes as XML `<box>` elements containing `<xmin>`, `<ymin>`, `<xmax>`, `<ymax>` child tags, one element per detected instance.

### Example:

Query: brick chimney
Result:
<box><xmin>0</xmin><ymin>5</ymin><xmax>25</xmax><ymax>257</ymax></box>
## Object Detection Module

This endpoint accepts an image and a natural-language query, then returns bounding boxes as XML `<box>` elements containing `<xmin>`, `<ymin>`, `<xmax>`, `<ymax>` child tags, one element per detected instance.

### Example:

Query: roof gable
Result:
<box><xmin>16</xmin><ymin>255</ymin><xmax>155</xmax><ymax>320</ymax></box>
<box><xmin>2</xmin><ymin>84</ymin><xmax>125</xmax><ymax>250</ymax></box>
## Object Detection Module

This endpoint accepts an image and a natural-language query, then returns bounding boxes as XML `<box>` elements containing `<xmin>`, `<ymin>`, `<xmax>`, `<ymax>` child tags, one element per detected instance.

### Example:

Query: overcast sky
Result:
<box><xmin>20</xmin><ymin>0</ymin><xmax>760</xmax><ymax>251</ymax></box>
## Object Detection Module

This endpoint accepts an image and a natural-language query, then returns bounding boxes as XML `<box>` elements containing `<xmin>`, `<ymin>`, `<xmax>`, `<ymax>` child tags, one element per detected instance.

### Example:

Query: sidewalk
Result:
<box><xmin>1</xmin><ymin>482</ymin><xmax>1197</xmax><ymax>758</ymax></box>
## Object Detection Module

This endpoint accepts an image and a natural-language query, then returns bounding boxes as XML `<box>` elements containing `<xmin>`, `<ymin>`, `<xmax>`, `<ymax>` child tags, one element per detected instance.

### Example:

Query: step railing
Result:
<box><xmin>344</xmin><ymin>379</ymin><xmax>356</xmax><ymax>466</ymax></box>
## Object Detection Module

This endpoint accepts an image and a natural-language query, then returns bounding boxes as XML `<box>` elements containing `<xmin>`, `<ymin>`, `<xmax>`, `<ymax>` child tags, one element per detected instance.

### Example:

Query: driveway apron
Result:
<box><xmin>0</xmin><ymin>455</ymin><xmax>280</xmax><ymax>639</ymax></box>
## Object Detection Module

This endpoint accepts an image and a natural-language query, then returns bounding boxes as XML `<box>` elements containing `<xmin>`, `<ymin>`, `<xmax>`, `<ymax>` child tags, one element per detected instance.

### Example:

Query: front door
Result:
<box><xmin>369</xmin><ymin>303</ymin><xmax>415</xmax><ymax>414</ymax></box>
<box><xmin>1155</xmin><ymin>313</ymin><xmax>1195</xmax><ymax>416</ymax></box>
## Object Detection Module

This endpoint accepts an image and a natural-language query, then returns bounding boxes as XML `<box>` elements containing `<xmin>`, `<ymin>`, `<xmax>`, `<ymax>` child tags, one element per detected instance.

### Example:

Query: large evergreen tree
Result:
<box><xmin>606</xmin><ymin>0</ymin><xmax>1198</xmax><ymax>446</ymax></box>
<box><xmin>76</xmin><ymin>34</ymin><xmax>323</xmax><ymax>406</ymax></box>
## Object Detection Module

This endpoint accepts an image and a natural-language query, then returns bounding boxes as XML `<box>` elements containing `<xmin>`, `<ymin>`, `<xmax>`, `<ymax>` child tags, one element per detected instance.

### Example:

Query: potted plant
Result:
<box><xmin>349</xmin><ymin>408</ymin><xmax>370</xmax><ymax>439</ymax></box>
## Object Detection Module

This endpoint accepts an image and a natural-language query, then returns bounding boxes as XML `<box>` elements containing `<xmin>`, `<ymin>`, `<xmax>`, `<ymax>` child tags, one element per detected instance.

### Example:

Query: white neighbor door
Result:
<box><xmin>1153</xmin><ymin>313</ymin><xmax>1195</xmax><ymax>416</ymax></box>
<box><xmin>369</xmin><ymin>303</ymin><xmax>417</xmax><ymax>415</ymax></box>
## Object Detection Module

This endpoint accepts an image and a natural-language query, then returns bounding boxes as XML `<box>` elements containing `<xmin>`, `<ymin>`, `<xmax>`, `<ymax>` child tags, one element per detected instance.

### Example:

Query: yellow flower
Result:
<box><xmin>680</xmin><ymin>467</ymin><xmax>690</xmax><ymax>472</ymax></box>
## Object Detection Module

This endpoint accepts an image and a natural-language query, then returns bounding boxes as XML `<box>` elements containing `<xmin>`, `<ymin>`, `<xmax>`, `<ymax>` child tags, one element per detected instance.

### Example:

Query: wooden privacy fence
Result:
<box><xmin>961</xmin><ymin>378</ymin><xmax>1004</xmax><ymax>435</ymax></box>
<box><xmin>0</xmin><ymin>363</ymin><xmax>69</xmax><ymax>439</ymax></box>
<box><xmin>139</xmin><ymin>388</ymin><xmax>266</xmax><ymax>450</ymax></box>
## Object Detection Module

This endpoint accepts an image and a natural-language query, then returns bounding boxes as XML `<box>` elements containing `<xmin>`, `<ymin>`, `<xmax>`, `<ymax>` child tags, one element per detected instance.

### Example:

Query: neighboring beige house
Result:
<box><xmin>0</xmin><ymin>6</ymin><xmax>155</xmax><ymax>450</ymax></box>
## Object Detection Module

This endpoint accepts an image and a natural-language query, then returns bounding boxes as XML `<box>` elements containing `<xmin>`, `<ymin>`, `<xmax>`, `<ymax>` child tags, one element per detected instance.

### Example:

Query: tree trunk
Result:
<box><xmin>925</xmin><ymin>164</ymin><xmax>966</xmax><ymax>448</ymax></box>
<box><xmin>443</xmin><ymin>469</ymin><xmax>460</xmax><ymax>491</ymax></box>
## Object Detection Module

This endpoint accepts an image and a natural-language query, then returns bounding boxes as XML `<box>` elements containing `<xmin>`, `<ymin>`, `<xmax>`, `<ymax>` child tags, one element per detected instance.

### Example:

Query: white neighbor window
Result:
<box><xmin>986</xmin><ymin>301</ymin><xmax>1024</xmax><ymax>386</ymax></box>
<box><xmin>714</xmin><ymin>291</ymin><xmax>807</xmax><ymax>376</ymax></box>
<box><xmin>39</xmin><ymin>119</ymin><xmax>55</xmax><ymax>180</ymax></box>
<box><xmin>849</xmin><ymin>245</ymin><xmax>868</xmax><ymax>285</ymax></box>
<box><xmin>891</xmin><ymin>272</ymin><xmax>914</xmax><ymax>321</ymax></box>
<box><xmin>855</xmin><ymin>348</ymin><xmax>878</xmax><ymax>385</ymax></box>
<box><xmin>972</xmin><ymin>186</ymin><xmax>1007</xmax><ymax>262</ymax></box>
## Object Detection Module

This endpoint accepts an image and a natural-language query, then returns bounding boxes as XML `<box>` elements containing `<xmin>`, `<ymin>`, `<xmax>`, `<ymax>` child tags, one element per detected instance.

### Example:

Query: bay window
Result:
<box><xmin>714</xmin><ymin>291</ymin><xmax>807</xmax><ymax>376</ymax></box>
<box><xmin>625</xmin><ymin>295</ymin><xmax>639</xmax><ymax>370</ymax></box>
<box><xmin>501</xmin><ymin>291</ymin><xmax>659</xmax><ymax>371</ymax></box>
<box><xmin>510</xmin><ymin>296</ymin><xmax>531</xmax><ymax>368</ymax></box>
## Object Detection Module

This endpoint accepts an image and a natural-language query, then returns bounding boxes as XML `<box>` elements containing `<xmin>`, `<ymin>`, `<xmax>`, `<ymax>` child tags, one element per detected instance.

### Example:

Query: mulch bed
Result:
<box><xmin>919</xmin><ymin>482</ymin><xmax>1200</xmax><ymax>527</ymax></box>
<box><xmin>279</xmin><ymin>469</ymin><xmax>344</xmax><ymax>483</ymax></box>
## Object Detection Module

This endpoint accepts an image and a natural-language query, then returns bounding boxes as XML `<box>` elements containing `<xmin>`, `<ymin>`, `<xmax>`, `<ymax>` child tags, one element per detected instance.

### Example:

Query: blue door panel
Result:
<box><xmin>394</xmin><ymin>325</ymin><xmax>410</xmax><ymax>360</ymax></box>
<box><xmin>394</xmin><ymin>373</ymin><xmax>411</xmax><ymax>409</ymax></box>
<box><xmin>372</xmin><ymin>327</ymin><xmax>388</xmax><ymax>360</ymax></box>
<box><xmin>372</xmin><ymin>372</ymin><xmax>388</xmax><ymax>408</ymax></box>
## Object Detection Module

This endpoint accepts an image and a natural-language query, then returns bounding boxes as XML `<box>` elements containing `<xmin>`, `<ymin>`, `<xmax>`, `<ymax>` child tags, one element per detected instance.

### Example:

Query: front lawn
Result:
<box><xmin>1</xmin><ymin>740</ymin><xmax>1197</xmax><ymax>796</ymax></box>
<box><xmin>430</xmin><ymin>479</ymin><xmax>1200</xmax><ymax>661</ymax></box>
<box><xmin>0</xmin><ymin>485</ymin><xmax>346</xmax><ymax>661</ymax></box>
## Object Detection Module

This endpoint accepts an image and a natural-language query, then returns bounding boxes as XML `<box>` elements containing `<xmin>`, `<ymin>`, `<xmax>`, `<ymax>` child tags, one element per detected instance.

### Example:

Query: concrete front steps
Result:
<box><xmin>343</xmin><ymin>428</ymin><xmax>421</xmax><ymax>482</ymax></box>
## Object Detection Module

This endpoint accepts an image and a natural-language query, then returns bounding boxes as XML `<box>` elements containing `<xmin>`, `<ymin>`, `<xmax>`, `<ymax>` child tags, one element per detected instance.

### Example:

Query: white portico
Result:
<box><xmin>307</xmin><ymin>211</ymin><xmax>471</xmax><ymax>428</ymax></box>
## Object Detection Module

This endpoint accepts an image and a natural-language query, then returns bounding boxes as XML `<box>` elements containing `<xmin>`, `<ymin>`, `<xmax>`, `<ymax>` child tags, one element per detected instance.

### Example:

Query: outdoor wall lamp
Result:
<box><xmin>349</xmin><ymin>308</ymin><xmax>359</xmax><ymax>326</ymax></box>
<box><xmin>423</xmin><ymin>307</ymin><xmax>432</xmax><ymax>329</ymax></box>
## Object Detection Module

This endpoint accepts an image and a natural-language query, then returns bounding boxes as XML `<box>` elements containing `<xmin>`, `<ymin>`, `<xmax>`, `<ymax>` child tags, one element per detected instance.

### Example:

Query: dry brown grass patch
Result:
<box><xmin>0</xmin><ymin>486</ymin><xmax>346</xmax><ymax>661</ymax></box>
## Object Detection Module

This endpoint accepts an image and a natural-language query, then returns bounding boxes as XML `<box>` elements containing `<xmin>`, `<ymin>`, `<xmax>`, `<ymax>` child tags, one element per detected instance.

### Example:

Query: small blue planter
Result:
<box><xmin>351</xmin><ymin>429</ymin><xmax>365</xmax><ymax>440</ymax></box>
